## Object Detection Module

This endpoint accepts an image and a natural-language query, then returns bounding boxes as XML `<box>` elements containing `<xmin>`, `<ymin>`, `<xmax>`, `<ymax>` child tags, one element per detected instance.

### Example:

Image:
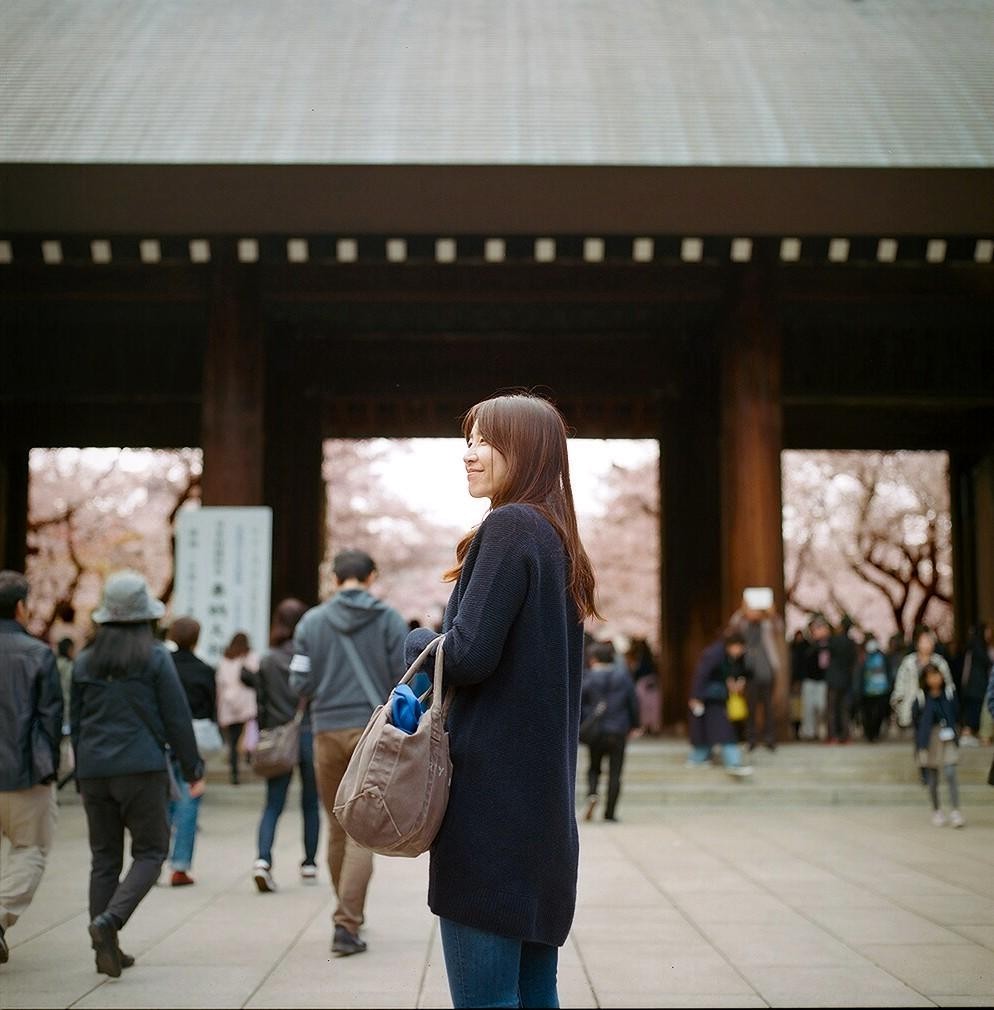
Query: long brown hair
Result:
<box><xmin>442</xmin><ymin>393</ymin><xmax>600</xmax><ymax>620</ymax></box>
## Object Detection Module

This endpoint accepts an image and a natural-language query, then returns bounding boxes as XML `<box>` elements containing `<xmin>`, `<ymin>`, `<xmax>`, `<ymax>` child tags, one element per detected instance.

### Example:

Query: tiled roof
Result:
<box><xmin>2</xmin><ymin>0</ymin><xmax>993</xmax><ymax>167</ymax></box>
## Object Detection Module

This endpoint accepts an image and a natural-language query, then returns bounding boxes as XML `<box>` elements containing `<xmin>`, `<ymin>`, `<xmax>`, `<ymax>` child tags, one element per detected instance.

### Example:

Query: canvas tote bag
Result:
<box><xmin>334</xmin><ymin>635</ymin><xmax>451</xmax><ymax>857</ymax></box>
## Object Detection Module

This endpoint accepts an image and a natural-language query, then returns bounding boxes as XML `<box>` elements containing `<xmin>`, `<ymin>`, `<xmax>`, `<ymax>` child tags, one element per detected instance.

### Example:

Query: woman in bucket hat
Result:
<box><xmin>70</xmin><ymin>571</ymin><xmax>205</xmax><ymax>978</ymax></box>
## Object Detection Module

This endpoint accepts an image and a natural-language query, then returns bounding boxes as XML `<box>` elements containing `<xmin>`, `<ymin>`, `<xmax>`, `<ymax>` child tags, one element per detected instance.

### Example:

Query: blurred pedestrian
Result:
<box><xmin>216</xmin><ymin>631</ymin><xmax>259</xmax><ymax>785</ymax></box>
<box><xmin>686</xmin><ymin>631</ymin><xmax>753</xmax><ymax>777</ymax></box>
<box><xmin>164</xmin><ymin>617</ymin><xmax>216</xmax><ymax>886</ymax></box>
<box><xmin>581</xmin><ymin>640</ymin><xmax>638</xmax><ymax>823</ymax></box>
<box><xmin>912</xmin><ymin>662</ymin><xmax>964</xmax><ymax>828</ymax></box>
<box><xmin>827</xmin><ymin>615</ymin><xmax>858</xmax><ymax>744</ymax></box>
<box><xmin>290</xmin><ymin>551</ymin><xmax>408</xmax><ymax>956</ymax></box>
<box><xmin>55</xmin><ymin>637</ymin><xmax>75</xmax><ymax>717</ymax></box>
<box><xmin>980</xmin><ymin>660</ymin><xmax>994</xmax><ymax>746</ymax></box>
<box><xmin>403</xmin><ymin>392</ymin><xmax>596</xmax><ymax>1008</ymax></box>
<box><xmin>800</xmin><ymin>617</ymin><xmax>831</xmax><ymax>741</ymax></box>
<box><xmin>958</xmin><ymin>623</ymin><xmax>991</xmax><ymax>746</ymax></box>
<box><xmin>855</xmin><ymin>634</ymin><xmax>893</xmax><ymax>743</ymax></box>
<box><xmin>789</xmin><ymin>628</ymin><xmax>807</xmax><ymax>739</ymax></box>
<box><xmin>728</xmin><ymin>588</ymin><xmax>785</xmax><ymax>752</ymax></box>
<box><xmin>0</xmin><ymin>570</ymin><xmax>62</xmax><ymax>966</ymax></box>
<box><xmin>71</xmin><ymin>571</ymin><xmax>205</xmax><ymax>977</ymax></box>
<box><xmin>247</xmin><ymin>598</ymin><xmax>319</xmax><ymax>892</ymax></box>
<box><xmin>892</xmin><ymin>628</ymin><xmax>953</xmax><ymax>734</ymax></box>
<box><xmin>625</xmin><ymin>636</ymin><xmax>661</xmax><ymax>735</ymax></box>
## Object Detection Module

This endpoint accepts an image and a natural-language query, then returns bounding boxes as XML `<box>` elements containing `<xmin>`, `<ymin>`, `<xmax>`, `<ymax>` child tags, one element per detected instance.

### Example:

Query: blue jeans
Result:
<box><xmin>257</xmin><ymin>729</ymin><xmax>319</xmax><ymax>866</ymax></box>
<box><xmin>688</xmin><ymin>742</ymin><xmax>744</xmax><ymax>768</ymax></box>
<box><xmin>168</xmin><ymin>759</ymin><xmax>201</xmax><ymax>871</ymax></box>
<box><xmin>439</xmin><ymin>917</ymin><xmax>559</xmax><ymax>1009</ymax></box>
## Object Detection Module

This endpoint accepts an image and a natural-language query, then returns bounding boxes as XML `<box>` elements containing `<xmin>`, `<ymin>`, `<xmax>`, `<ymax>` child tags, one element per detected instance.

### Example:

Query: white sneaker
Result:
<box><xmin>931</xmin><ymin>810</ymin><xmax>947</xmax><ymax>827</ymax></box>
<box><xmin>300</xmin><ymin>863</ymin><xmax>318</xmax><ymax>883</ymax></box>
<box><xmin>253</xmin><ymin>859</ymin><xmax>277</xmax><ymax>893</ymax></box>
<box><xmin>727</xmin><ymin>765</ymin><xmax>754</xmax><ymax>778</ymax></box>
<box><xmin>959</xmin><ymin>735</ymin><xmax>979</xmax><ymax>748</ymax></box>
<box><xmin>949</xmin><ymin>809</ymin><xmax>965</xmax><ymax>829</ymax></box>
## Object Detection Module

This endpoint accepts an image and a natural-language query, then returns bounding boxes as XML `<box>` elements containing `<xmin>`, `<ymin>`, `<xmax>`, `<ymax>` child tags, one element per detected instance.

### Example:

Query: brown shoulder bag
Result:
<box><xmin>334</xmin><ymin>635</ymin><xmax>451</xmax><ymax>857</ymax></box>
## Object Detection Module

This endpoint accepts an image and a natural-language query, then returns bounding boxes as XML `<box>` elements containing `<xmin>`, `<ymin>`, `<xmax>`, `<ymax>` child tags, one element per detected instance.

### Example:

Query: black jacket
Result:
<box><xmin>0</xmin><ymin>619</ymin><xmax>63</xmax><ymax>791</ymax></box>
<box><xmin>172</xmin><ymin>648</ymin><xmax>217</xmax><ymax>722</ymax></box>
<box><xmin>581</xmin><ymin>661</ymin><xmax>638</xmax><ymax>737</ymax></box>
<box><xmin>71</xmin><ymin>640</ymin><xmax>203</xmax><ymax>782</ymax></box>
<box><xmin>245</xmin><ymin>640</ymin><xmax>302</xmax><ymax>731</ymax></box>
<box><xmin>912</xmin><ymin>690</ymin><xmax>959</xmax><ymax>752</ymax></box>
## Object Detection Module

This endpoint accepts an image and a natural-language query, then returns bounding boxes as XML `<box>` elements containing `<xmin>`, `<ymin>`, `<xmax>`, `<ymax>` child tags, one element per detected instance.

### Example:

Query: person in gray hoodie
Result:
<box><xmin>288</xmin><ymin>550</ymin><xmax>408</xmax><ymax>958</ymax></box>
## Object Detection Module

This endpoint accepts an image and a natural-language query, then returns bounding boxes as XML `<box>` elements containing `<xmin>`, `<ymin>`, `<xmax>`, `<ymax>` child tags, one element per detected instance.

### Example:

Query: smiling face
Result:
<box><xmin>464</xmin><ymin>422</ymin><xmax>509</xmax><ymax>501</ymax></box>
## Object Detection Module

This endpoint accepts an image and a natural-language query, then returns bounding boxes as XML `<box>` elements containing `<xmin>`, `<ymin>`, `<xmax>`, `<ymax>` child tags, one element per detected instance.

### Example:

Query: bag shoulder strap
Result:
<box><xmin>340</xmin><ymin>634</ymin><xmax>386</xmax><ymax>711</ymax></box>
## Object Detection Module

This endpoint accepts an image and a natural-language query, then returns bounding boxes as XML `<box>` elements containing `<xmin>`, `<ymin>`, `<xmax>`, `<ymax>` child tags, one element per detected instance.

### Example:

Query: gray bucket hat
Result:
<box><xmin>92</xmin><ymin>570</ymin><xmax>166</xmax><ymax>624</ymax></box>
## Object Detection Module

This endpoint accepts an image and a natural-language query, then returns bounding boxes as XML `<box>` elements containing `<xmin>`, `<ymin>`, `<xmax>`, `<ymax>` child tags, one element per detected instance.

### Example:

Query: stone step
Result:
<box><xmin>202</xmin><ymin>735</ymin><xmax>994</xmax><ymax>807</ymax></box>
<box><xmin>580</xmin><ymin>737</ymin><xmax>994</xmax><ymax>807</ymax></box>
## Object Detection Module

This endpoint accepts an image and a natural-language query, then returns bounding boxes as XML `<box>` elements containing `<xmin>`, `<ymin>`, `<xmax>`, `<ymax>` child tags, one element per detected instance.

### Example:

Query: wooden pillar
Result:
<box><xmin>660</xmin><ymin>332</ymin><xmax>723</xmax><ymax>729</ymax></box>
<box><xmin>200</xmin><ymin>259</ymin><xmax>264</xmax><ymax>505</ymax></box>
<box><xmin>265</xmin><ymin>333</ymin><xmax>323</xmax><ymax>609</ymax></box>
<box><xmin>1</xmin><ymin>446</ymin><xmax>28</xmax><ymax>572</ymax></box>
<box><xmin>720</xmin><ymin>262</ymin><xmax>789</xmax><ymax>731</ymax></box>
<box><xmin>949</xmin><ymin>452</ymin><xmax>977</xmax><ymax>644</ymax></box>
<box><xmin>971</xmin><ymin>454</ymin><xmax>994</xmax><ymax>626</ymax></box>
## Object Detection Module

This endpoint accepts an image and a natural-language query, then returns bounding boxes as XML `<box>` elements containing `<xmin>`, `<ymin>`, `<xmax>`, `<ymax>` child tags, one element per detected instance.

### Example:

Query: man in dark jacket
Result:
<box><xmin>289</xmin><ymin>550</ymin><xmax>407</xmax><ymax>957</ymax></box>
<box><xmin>0</xmin><ymin>570</ymin><xmax>62</xmax><ymax>965</ymax></box>
<box><xmin>580</xmin><ymin>640</ymin><xmax>638</xmax><ymax>823</ymax></box>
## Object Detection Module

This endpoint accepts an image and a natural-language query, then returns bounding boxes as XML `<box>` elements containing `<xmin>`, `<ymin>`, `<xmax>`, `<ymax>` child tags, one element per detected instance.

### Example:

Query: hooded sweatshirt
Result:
<box><xmin>289</xmin><ymin>588</ymin><xmax>408</xmax><ymax>733</ymax></box>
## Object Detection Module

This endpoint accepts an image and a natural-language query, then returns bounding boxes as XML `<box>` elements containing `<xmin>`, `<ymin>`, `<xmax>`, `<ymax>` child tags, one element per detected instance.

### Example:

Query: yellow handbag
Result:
<box><xmin>727</xmin><ymin>692</ymin><xmax>748</xmax><ymax>722</ymax></box>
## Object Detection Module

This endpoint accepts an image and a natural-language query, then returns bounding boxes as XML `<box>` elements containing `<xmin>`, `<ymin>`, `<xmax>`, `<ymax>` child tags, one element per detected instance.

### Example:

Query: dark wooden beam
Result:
<box><xmin>4</xmin><ymin>164</ymin><xmax>994</xmax><ymax>235</ymax></box>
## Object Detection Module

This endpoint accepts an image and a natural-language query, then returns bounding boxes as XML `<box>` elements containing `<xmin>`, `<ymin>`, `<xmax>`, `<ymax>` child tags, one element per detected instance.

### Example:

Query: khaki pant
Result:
<box><xmin>314</xmin><ymin>728</ymin><xmax>373</xmax><ymax>934</ymax></box>
<box><xmin>0</xmin><ymin>783</ymin><xmax>57</xmax><ymax>930</ymax></box>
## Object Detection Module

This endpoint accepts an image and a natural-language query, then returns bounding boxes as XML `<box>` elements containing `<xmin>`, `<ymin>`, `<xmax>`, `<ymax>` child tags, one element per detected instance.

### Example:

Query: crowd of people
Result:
<box><xmin>1</xmin><ymin>395</ymin><xmax>992</xmax><ymax>1006</ymax></box>
<box><xmin>575</xmin><ymin>600</ymin><xmax>994</xmax><ymax>828</ymax></box>
<box><xmin>0</xmin><ymin>392</ymin><xmax>603</xmax><ymax>1008</ymax></box>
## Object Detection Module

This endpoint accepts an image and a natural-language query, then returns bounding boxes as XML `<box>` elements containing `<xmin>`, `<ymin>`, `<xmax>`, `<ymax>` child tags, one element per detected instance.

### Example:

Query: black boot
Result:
<box><xmin>89</xmin><ymin>913</ymin><xmax>122</xmax><ymax>978</ymax></box>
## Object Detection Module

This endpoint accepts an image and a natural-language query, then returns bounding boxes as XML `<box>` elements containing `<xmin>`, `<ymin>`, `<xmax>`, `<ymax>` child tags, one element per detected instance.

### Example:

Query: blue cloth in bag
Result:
<box><xmin>390</xmin><ymin>684</ymin><xmax>424</xmax><ymax>735</ymax></box>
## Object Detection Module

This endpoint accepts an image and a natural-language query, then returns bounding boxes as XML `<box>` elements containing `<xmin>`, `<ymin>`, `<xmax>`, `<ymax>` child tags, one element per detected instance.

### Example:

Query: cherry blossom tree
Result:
<box><xmin>782</xmin><ymin>450</ymin><xmax>952</xmax><ymax>640</ymax></box>
<box><xmin>26</xmin><ymin>448</ymin><xmax>202</xmax><ymax>643</ymax></box>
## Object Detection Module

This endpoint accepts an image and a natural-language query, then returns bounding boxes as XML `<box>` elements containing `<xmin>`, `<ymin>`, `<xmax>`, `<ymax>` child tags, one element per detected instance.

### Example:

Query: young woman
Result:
<box><xmin>404</xmin><ymin>392</ymin><xmax>598</xmax><ymax>1009</ymax></box>
<box><xmin>246</xmin><ymin>598</ymin><xmax>319</xmax><ymax>892</ymax></box>
<box><xmin>71</xmin><ymin>571</ymin><xmax>204</xmax><ymax>977</ymax></box>
<box><xmin>215</xmin><ymin>631</ymin><xmax>259</xmax><ymax>784</ymax></box>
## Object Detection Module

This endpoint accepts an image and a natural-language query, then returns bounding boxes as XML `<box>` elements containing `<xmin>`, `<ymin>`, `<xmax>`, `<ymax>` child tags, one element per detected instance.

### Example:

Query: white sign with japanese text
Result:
<box><xmin>173</xmin><ymin>507</ymin><xmax>273</xmax><ymax>667</ymax></box>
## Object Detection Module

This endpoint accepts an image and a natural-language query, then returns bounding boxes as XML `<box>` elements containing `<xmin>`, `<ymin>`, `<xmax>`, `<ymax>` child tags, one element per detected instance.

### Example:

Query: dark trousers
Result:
<box><xmin>224</xmin><ymin>723</ymin><xmax>244</xmax><ymax>783</ymax></box>
<box><xmin>586</xmin><ymin>734</ymin><xmax>627</xmax><ymax>819</ymax></box>
<box><xmin>827</xmin><ymin>686</ymin><xmax>850</xmax><ymax>741</ymax></box>
<box><xmin>79</xmin><ymin>771</ymin><xmax>170</xmax><ymax>927</ymax></box>
<box><xmin>746</xmin><ymin>679</ymin><xmax>776</xmax><ymax>747</ymax></box>
<box><xmin>861</xmin><ymin>695</ymin><xmax>890</xmax><ymax>742</ymax></box>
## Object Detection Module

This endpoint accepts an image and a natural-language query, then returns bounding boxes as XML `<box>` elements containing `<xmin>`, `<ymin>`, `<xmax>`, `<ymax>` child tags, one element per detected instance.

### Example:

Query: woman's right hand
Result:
<box><xmin>188</xmin><ymin>778</ymin><xmax>207</xmax><ymax>799</ymax></box>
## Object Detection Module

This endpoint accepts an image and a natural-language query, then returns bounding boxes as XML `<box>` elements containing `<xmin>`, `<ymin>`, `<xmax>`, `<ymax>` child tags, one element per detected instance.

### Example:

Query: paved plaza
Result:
<box><xmin>2</xmin><ymin>741</ymin><xmax>993</xmax><ymax>1008</ymax></box>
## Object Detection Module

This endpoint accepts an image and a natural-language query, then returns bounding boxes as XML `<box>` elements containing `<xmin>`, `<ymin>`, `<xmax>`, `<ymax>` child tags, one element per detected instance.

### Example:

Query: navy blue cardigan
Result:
<box><xmin>406</xmin><ymin>503</ymin><xmax>584</xmax><ymax>947</ymax></box>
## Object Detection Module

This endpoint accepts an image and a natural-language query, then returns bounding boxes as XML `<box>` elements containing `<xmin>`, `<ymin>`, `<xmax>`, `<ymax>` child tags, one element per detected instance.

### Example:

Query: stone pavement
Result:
<box><xmin>2</xmin><ymin>741</ymin><xmax>993</xmax><ymax>1008</ymax></box>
